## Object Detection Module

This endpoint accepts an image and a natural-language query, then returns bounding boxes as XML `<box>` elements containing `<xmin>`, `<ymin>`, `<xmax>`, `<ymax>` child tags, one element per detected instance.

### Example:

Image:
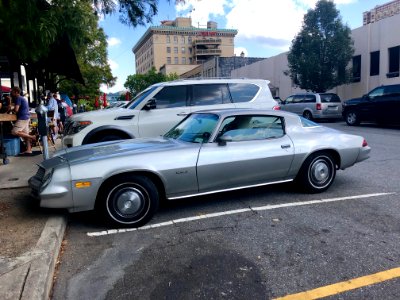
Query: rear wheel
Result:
<box><xmin>303</xmin><ymin>111</ymin><xmax>313</xmax><ymax>120</ymax></box>
<box><xmin>296</xmin><ymin>153</ymin><xmax>336</xmax><ymax>193</ymax></box>
<box><xmin>345</xmin><ymin>111</ymin><xmax>360</xmax><ymax>126</ymax></box>
<box><xmin>98</xmin><ymin>175</ymin><xmax>159</xmax><ymax>227</ymax></box>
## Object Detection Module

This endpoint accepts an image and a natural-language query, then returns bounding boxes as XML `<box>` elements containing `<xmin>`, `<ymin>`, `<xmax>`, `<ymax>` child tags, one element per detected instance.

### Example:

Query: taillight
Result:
<box><xmin>316</xmin><ymin>103</ymin><xmax>322</xmax><ymax>110</ymax></box>
<box><xmin>362</xmin><ymin>139</ymin><xmax>368</xmax><ymax>147</ymax></box>
<box><xmin>273</xmin><ymin>105</ymin><xmax>281</xmax><ymax>110</ymax></box>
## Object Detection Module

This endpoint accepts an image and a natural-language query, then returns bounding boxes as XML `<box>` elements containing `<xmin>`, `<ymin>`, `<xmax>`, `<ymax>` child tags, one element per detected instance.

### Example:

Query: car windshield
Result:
<box><xmin>125</xmin><ymin>85</ymin><xmax>158</xmax><ymax>109</ymax></box>
<box><xmin>164</xmin><ymin>113</ymin><xmax>219</xmax><ymax>143</ymax></box>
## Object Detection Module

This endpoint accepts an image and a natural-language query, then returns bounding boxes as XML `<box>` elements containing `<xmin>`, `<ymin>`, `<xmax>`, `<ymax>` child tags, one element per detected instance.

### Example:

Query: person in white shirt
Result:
<box><xmin>46</xmin><ymin>92</ymin><xmax>59</xmax><ymax>139</ymax></box>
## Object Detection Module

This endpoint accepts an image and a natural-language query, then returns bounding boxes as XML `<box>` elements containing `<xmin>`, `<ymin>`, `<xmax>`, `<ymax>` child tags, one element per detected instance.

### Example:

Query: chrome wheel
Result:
<box><xmin>297</xmin><ymin>153</ymin><xmax>336</xmax><ymax>193</ymax></box>
<box><xmin>345</xmin><ymin>111</ymin><xmax>360</xmax><ymax>126</ymax></box>
<box><xmin>100</xmin><ymin>175</ymin><xmax>159</xmax><ymax>227</ymax></box>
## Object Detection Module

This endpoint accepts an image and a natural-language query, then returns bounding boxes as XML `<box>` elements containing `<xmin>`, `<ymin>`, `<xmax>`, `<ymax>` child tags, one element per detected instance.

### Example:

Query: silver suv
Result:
<box><xmin>280</xmin><ymin>93</ymin><xmax>342</xmax><ymax>120</ymax></box>
<box><xmin>63</xmin><ymin>78</ymin><xmax>280</xmax><ymax>147</ymax></box>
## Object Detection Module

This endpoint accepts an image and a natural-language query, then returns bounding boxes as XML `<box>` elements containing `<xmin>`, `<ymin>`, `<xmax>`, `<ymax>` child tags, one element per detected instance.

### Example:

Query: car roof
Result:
<box><xmin>192</xmin><ymin>108</ymin><xmax>297</xmax><ymax>119</ymax></box>
<box><xmin>154</xmin><ymin>78</ymin><xmax>270</xmax><ymax>87</ymax></box>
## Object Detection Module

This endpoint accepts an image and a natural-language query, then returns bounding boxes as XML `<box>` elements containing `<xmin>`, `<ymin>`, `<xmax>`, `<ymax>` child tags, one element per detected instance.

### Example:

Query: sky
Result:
<box><xmin>100</xmin><ymin>0</ymin><xmax>391</xmax><ymax>93</ymax></box>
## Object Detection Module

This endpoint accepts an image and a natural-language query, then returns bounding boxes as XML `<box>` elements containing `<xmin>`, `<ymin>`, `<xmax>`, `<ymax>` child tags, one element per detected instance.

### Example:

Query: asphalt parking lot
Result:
<box><xmin>51</xmin><ymin>121</ymin><xmax>400</xmax><ymax>300</ymax></box>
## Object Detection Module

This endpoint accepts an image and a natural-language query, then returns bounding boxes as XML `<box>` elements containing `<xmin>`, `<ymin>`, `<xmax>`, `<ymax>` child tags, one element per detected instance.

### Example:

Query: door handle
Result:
<box><xmin>177</xmin><ymin>112</ymin><xmax>189</xmax><ymax>116</ymax></box>
<box><xmin>281</xmin><ymin>144</ymin><xmax>291</xmax><ymax>149</ymax></box>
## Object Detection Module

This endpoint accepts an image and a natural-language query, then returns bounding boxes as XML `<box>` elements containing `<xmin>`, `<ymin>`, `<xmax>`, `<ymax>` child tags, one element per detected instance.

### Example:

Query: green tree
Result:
<box><xmin>287</xmin><ymin>0</ymin><xmax>354</xmax><ymax>92</ymax></box>
<box><xmin>124</xmin><ymin>67</ymin><xmax>179</xmax><ymax>95</ymax></box>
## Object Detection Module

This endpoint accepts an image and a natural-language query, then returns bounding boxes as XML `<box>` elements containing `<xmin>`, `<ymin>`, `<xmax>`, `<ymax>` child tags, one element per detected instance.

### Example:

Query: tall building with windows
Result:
<box><xmin>363</xmin><ymin>0</ymin><xmax>400</xmax><ymax>25</ymax></box>
<box><xmin>132</xmin><ymin>17</ymin><xmax>237</xmax><ymax>75</ymax></box>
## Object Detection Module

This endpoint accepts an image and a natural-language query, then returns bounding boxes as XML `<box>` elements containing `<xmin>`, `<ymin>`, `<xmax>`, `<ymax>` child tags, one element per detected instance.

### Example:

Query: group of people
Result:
<box><xmin>0</xmin><ymin>87</ymin><xmax>70</xmax><ymax>156</ymax></box>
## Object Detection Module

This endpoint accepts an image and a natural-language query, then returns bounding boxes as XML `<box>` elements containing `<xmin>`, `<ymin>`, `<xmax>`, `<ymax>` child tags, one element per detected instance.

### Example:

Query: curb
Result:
<box><xmin>21</xmin><ymin>216</ymin><xmax>67</xmax><ymax>300</ymax></box>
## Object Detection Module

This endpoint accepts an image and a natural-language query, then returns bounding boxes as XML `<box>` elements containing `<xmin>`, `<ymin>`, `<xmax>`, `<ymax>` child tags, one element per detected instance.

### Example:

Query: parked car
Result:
<box><xmin>342</xmin><ymin>84</ymin><xmax>400</xmax><ymax>126</ymax></box>
<box><xmin>280</xmin><ymin>93</ymin><xmax>342</xmax><ymax>120</ymax></box>
<box><xmin>62</xmin><ymin>78</ymin><xmax>280</xmax><ymax>147</ymax></box>
<box><xmin>30</xmin><ymin>109</ymin><xmax>370</xmax><ymax>227</ymax></box>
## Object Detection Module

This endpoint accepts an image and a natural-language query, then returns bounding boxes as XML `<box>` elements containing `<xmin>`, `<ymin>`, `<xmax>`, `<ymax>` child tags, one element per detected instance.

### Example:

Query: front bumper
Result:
<box><xmin>29</xmin><ymin>166</ymin><xmax>74</xmax><ymax>209</ymax></box>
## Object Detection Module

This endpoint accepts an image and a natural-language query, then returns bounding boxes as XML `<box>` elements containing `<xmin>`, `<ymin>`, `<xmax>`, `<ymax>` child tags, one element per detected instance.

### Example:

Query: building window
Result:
<box><xmin>189</xmin><ymin>57</ymin><xmax>193</xmax><ymax>64</ymax></box>
<box><xmin>182</xmin><ymin>57</ymin><xmax>186</xmax><ymax>64</ymax></box>
<box><xmin>173</xmin><ymin>35</ymin><xmax>178</xmax><ymax>44</ymax></box>
<box><xmin>370</xmin><ymin>51</ymin><xmax>380</xmax><ymax>76</ymax></box>
<box><xmin>388</xmin><ymin>46</ymin><xmax>400</xmax><ymax>78</ymax></box>
<box><xmin>166</xmin><ymin>35</ymin><xmax>170</xmax><ymax>43</ymax></box>
<box><xmin>352</xmin><ymin>55</ymin><xmax>361</xmax><ymax>82</ymax></box>
<box><xmin>181</xmin><ymin>47</ymin><xmax>186</xmax><ymax>54</ymax></box>
<box><xmin>174</xmin><ymin>47</ymin><xmax>178</xmax><ymax>54</ymax></box>
<box><xmin>167</xmin><ymin>57</ymin><xmax>171</xmax><ymax>64</ymax></box>
<box><xmin>167</xmin><ymin>47</ymin><xmax>171</xmax><ymax>54</ymax></box>
<box><xmin>188</xmin><ymin>36</ymin><xmax>192</xmax><ymax>43</ymax></box>
<box><xmin>174</xmin><ymin>57</ymin><xmax>178</xmax><ymax>64</ymax></box>
<box><xmin>181</xmin><ymin>36</ymin><xmax>185</xmax><ymax>43</ymax></box>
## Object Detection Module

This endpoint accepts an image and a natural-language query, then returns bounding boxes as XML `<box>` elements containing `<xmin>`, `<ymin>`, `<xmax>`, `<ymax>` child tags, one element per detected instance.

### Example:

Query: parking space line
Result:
<box><xmin>274</xmin><ymin>267</ymin><xmax>400</xmax><ymax>300</ymax></box>
<box><xmin>87</xmin><ymin>192</ymin><xmax>394</xmax><ymax>237</ymax></box>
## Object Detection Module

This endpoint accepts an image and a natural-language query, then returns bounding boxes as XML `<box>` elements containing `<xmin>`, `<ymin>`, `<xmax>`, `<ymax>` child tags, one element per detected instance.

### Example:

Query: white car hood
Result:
<box><xmin>70</xmin><ymin>107</ymin><xmax>134</xmax><ymax>122</ymax></box>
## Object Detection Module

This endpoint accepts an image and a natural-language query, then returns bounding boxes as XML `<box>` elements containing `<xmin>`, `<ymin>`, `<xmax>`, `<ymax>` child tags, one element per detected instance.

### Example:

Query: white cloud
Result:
<box><xmin>176</xmin><ymin>0</ymin><xmax>358</xmax><ymax>55</ymax></box>
<box><xmin>234</xmin><ymin>47</ymin><xmax>248</xmax><ymax>57</ymax></box>
<box><xmin>107</xmin><ymin>37</ymin><xmax>121</xmax><ymax>47</ymax></box>
<box><xmin>176</xmin><ymin>0</ymin><xmax>228</xmax><ymax>28</ymax></box>
<box><xmin>108</xmin><ymin>59</ymin><xmax>118</xmax><ymax>70</ymax></box>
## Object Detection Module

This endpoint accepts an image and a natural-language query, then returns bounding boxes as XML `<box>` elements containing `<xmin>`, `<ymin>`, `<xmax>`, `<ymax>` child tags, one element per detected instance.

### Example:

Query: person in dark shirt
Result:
<box><xmin>10</xmin><ymin>87</ymin><xmax>36</xmax><ymax>155</ymax></box>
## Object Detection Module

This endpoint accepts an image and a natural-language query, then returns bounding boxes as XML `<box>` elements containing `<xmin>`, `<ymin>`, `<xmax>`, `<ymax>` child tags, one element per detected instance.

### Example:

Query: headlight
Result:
<box><xmin>67</xmin><ymin>121</ymin><xmax>92</xmax><ymax>135</ymax></box>
<box><xmin>41</xmin><ymin>168</ymin><xmax>54</xmax><ymax>190</ymax></box>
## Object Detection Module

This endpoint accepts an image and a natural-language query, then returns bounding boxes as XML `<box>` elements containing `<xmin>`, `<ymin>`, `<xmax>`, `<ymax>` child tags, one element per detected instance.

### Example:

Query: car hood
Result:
<box><xmin>52</xmin><ymin>137</ymin><xmax>188</xmax><ymax>165</ymax></box>
<box><xmin>69</xmin><ymin>107</ymin><xmax>133</xmax><ymax>121</ymax></box>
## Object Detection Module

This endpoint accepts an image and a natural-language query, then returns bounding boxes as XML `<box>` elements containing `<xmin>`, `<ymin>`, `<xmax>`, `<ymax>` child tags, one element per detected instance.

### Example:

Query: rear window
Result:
<box><xmin>320</xmin><ymin>94</ymin><xmax>341</xmax><ymax>103</ymax></box>
<box><xmin>228</xmin><ymin>83</ymin><xmax>260</xmax><ymax>103</ymax></box>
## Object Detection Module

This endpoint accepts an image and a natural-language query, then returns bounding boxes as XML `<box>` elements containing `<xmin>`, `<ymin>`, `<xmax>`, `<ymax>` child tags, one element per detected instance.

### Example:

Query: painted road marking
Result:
<box><xmin>274</xmin><ymin>267</ymin><xmax>400</xmax><ymax>300</ymax></box>
<box><xmin>87</xmin><ymin>192</ymin><xmax>394</xmax><ymax>237</ymax></box>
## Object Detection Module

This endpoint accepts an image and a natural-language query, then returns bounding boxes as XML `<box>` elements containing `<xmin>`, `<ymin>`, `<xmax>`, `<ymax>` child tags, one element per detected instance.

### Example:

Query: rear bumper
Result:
<box><xmin>356</xmin><ymin>146</ymin><xmax>371</xmax><ymax>163</ymax></box>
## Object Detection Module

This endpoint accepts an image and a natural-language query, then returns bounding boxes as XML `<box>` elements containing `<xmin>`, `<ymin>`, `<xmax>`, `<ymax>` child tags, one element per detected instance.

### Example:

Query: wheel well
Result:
<box><xmin>96</xmin><ymin>171</ymin><xmax>166</xmax><ymax>205</ymax></box>
<box><xmin>307</xmin><ymin>149</ymin><xmax>341</xmax><ymax>169</ymax></box>
<box><xmin>303</xmin><ymin>110</ymin><xmax>313</xmax><ymax>116</ymax></box>
<box><xmin>85</xmin><ymin>129</ymin><xmax>131</xmax><ymax>144</ymax></box>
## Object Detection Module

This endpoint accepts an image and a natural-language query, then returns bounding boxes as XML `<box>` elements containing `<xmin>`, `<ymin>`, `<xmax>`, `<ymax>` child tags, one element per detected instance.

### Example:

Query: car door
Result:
<box><xmin>189</xmin><ymin>83</ymin><xmax>235</xmax><ymax>113</ymax></box>
<box><xmin>362</xmin><ymin>86</ymin><xmax>385</xmax><ymax>121</ymax></box>
<box><xmin>137</xmin><ymin>85</ymin><xmax>190</xmax><ymax>137</ymax></box>
<box><xmin>382</xmin><ymin>85</ymin><xmax>400</xmax><ymax>122</ymax></box>
<box><xmin>196</xmin><ymin>115</ymin><xmax>295</xmax><ymax>193</ymax></box>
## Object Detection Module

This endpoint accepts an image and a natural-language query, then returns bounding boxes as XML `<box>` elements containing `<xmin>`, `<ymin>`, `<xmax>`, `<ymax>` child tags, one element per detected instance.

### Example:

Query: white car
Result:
<box><xmin>63</xmin><ymin>78</ymin><xmax>280</xmax><ymax>147</ymax></box>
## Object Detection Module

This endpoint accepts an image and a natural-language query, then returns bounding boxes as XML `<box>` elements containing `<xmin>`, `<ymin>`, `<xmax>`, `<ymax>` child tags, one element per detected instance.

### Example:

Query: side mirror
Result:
<box><xmin>144</xmin><ymin>98</ymin><xmax>156</xmax><ymax>110</ymax></box>
<box><xmin>216</xmin><ymin>135</ymin><xmax>232</xmax><ymax>146</ymax></box>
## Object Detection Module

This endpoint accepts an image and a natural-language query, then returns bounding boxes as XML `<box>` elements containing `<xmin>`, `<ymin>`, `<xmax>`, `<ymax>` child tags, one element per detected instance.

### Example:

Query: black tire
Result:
<box><xmin>303</xmin><ymin>111</ymin><xmax>313</xmax><ymax>120</ymax></box>
<box><xmin>296</xmin><ymin>153</ymin><xmax>336</xmax><ymax>193</ymax></box>
<box><xmin>344</xmin><ymin>111</ymin><xmax>360</xmax><ymax>126</ymax></box>
<box><xmin>98</xmin><ymin>175</ymin><xmax>159</xmax><ymax>227</ymax></box>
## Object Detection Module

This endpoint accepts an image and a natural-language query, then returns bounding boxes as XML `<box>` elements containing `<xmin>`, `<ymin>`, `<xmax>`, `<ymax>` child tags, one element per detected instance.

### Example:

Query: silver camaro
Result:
<box><xmin>29</xmin><ymin>109</ymin><xmax>371</xmax><ymax>227</ymax></box>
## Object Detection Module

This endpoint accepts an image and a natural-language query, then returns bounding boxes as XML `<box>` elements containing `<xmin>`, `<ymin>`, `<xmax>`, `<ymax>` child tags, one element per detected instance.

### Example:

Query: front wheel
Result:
<box><xmin>296</xmin><ymin>153</ymin><xmax>336</xmax><ymax>193</ymax></box>
<box><xmin>344</xmin><ymin>111</ymin><xmax>360</xmax><ymax>126</ymax></box>
<box><xmin>98</xmin><ymin>175</ymin><xmax>159</xmax><ymax>227</ymax></box>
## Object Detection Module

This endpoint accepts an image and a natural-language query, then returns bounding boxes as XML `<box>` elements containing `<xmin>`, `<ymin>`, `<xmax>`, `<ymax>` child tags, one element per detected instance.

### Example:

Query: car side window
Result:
<box><xmin>384</xmin><ymin>85</ymin><xmax>400</xmax><ymax>96</ymax></box>
<box><xmin>228</xmin><ymin>83</ymin><xmax>260</xmax><ymax>103</ymax></box>
<box><xmin>152</xmin><ymin>86</ymin><xmax>187</xmax><ymax>109</ymax></box>
<box><xmin>304</xmin><ymin>95</ymin><xmax>316</xmax><ymax>103</ymax></box>
<box><xmin>285</xmin><ymin>96</ymin><xmax>294</xmax><ymax>104</ymax></box>
<box><xmin>368</xmin><ymin>87</ymin><xmax>384</xmax><ymax>99</ymax></box>
<box><xmin>218</xmin><ymin>115</ymin><xmax>284</xmax><ymax>142</ymax></box>
<box><xmin>293</xmin><ymin>95</ymin><xmax>304</xmax><ymax>103</ymax></box>
<box><xmin>191</xmin><ymin>84</ymin><xmax>231</xmax><ymax>106</ymax></box>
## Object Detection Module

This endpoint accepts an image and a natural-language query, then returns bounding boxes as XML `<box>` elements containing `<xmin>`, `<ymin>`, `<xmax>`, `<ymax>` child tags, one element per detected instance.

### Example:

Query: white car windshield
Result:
<box><xmin>164</xmin><ymin>113</ymin><xmax>219</xmax><ymax>143</ymax></box>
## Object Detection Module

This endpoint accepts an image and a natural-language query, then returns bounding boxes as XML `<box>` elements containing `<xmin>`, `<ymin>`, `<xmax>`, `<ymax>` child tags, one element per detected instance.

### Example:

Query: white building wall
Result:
<box><xmin>232</xmin><ymin>13</ymin><xmax>400</xmax><ymax>101</ymax></box>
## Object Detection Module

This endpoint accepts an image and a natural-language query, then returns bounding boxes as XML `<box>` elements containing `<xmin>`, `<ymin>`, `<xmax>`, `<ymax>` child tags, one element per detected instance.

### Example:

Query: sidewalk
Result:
<box><xmin>0</xmin><ymin>140</ymin><xmax>67</xmax><ymax>300</ymax></box>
